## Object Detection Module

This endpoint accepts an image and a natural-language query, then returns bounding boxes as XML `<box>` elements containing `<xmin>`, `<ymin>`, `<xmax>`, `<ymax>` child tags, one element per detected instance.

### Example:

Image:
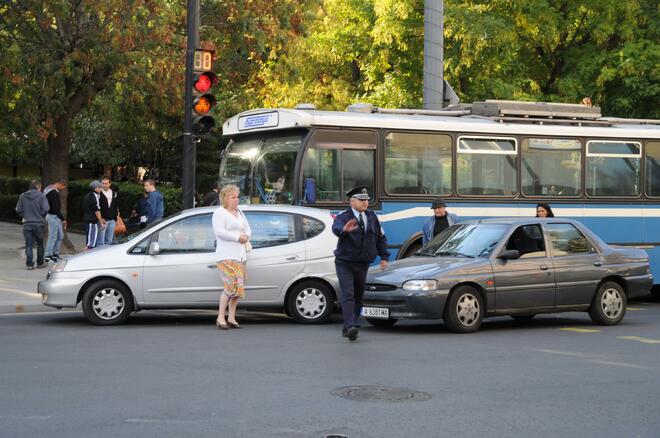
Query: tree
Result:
<box><xmin>253</xmin><ymin>0</ymin><xmax>659</xmax><ymax>118</ymax></box>
<box><xmin>0</xmin><ymin>0</ymin><xmax>182</xmax><ymax>190</ymax></box>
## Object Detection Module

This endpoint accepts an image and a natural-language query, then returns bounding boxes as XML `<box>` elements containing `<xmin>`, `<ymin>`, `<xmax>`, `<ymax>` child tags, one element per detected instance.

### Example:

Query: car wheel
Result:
<box><xmin>287</xmin><ymin>280</ymin><xmax>334</xmax><ymax>324</ymax></box>
<box><xmin>366</xmin><ymin>317</ymin><xmax>398</xmax><ymax>328</ymax></box>
<box><xmin>81</xmin><ymin>280</ymin><xmax>133</xmax><ymax>326</ymax></box>
<box><xmin>443</xmin><ymin>285</ymin><xmax>484</xmax><ymax>333</ymax></box>
<box><xmin>510</xmin><ymin>314</ymin><xmax>535</xmax><ymax>321</ymax></box>
<box><xmin>588</xmin><ymin>281</ymin><xmax>627</xmax><ymax>325</ymax></box>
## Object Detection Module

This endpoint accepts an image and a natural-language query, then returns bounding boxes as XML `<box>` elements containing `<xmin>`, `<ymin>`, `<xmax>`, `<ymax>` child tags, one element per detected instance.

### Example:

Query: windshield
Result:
<box><xmin>220</xmin><ymin>130</ymin><xmax>306</xmax><ymax>204</ymax></box>
<box><xmin>420</xmin><ymin>223</ymin><xmax>508</xmax><ymax>258</ymax></box>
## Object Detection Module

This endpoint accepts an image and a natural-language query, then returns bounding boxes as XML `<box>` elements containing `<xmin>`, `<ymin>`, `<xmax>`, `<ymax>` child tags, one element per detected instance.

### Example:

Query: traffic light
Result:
<box><xmin>192</xmin><ymin>49</ymin><xmax>218</xmax><ymax>136</ymax></box>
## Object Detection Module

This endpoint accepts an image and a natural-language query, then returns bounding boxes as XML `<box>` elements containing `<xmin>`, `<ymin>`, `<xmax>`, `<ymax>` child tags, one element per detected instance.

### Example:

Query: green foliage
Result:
<box><xmin>0</xmin><ymin>194</ymin><xmax>20</xmax><ymax>222</ymax></box>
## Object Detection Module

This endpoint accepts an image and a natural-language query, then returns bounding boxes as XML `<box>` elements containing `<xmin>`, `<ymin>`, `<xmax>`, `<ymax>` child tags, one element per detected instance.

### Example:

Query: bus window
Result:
<box><xmin>457</xmin><ymin>136</ymin><xmax>517</xmax><ymax>196</ymax></box>
<box><xmin>220</xmin><ymin>131</ymin><xmax>306</xmax><ymax>204</ymax></box>
<box><xmin>384</xmin><ymin>132</ymin><xmax>451</xmax><ymax>195</ymax></box>
<box><xmin>301</xmin><ymin>130</ymin><xmax>376</xmax><ymax>203</ymax></box>
<box><xmin>646</xmin><ymin>141</ymin><xmax>660</xmax><ymax>197</ymax></box>
<box><xmin>253</xmin><ymin>135</ymin><xmax>300</xmax><ymax>204</ymax></box>
<box><xmin>586</xmin><ymin>140</ymin><xmax>641</xmax><ymax>197</ymax></box>
<box><xmin>521</xmin><ymin>138</ymin><xmax>581</xmax><ymax>197</ymax></box>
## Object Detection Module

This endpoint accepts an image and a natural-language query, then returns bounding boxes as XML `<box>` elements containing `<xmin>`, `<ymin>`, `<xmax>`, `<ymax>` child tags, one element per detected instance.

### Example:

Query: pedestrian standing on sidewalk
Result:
<box><xmin>212</xmin><ymin>184</ymin><xmax>251</xmax><ymax>330</ymax></box>
<box><xmin>202</xmin><ymin>181</ymin><xmax>220</xmax><ymax>206</ymax></box>
<box><xmin>44</xmin><ymin>179</ymin><xmax>67</xmax><ymax>262</ymax></box>
<box><xmin>144</xmin><ymin>179</ymin><xmax>164</xmax><ymax>224</ymax></box>
<box><xmin>332</xmin><ymin>186</ymin><xmax>389</xmax><ymax>341</ymax></box>
<box><xmin>82</xmin><ymin>180</ymin><xmax>105</xmax><ymax>250</ymax></box>
<box><xmin>98</xmin><ymin>176</ymin><xmax>119</xmax><ymax>245</ymax></box>
<box><xmin>15</xmin><ymin>179</ymin><xmax>49</xmax><ymax>270</ymax></box>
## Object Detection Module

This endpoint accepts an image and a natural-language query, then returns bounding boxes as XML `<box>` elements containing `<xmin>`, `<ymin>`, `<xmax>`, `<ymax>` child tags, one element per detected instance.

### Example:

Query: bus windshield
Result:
<box><xmin>220</xmin><ymin>130</ymin><xmax>307</xmax><ymax>204</ymax></box>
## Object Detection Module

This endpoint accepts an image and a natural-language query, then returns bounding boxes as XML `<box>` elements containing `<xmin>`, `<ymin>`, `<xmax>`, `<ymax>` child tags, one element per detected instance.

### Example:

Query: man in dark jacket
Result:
<box><xmin>15</xmin><ymin>180</ymin><xmax>50</xmax><ymax>269</ymax></box>
<box><xmin>332</xmin><ymin>185</ymin><xmax>389</xmax><ymax>341</ymax></box>
<box><xmin>82</xmin><ymin>180</ymin><xmax>105</xmax><ymax>250</ymax></box>
<box><xmin>44</xmin><ymin>179</ymin><xmax>67</xmax><ymax>262</ymax></box>
<box><xmin>201</xmin><ymin>181</ymin><xmax>220</xmax><ymax>206</ymax></box>
<box><xmin>98</xmin><ymin>176</ymin><xmax>119</xmax><ymax>245</ymax></box>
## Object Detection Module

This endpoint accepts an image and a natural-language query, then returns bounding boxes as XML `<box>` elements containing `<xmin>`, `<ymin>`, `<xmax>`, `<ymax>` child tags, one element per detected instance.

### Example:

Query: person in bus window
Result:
<box><xmin>536</xmin><ymin>203</ymin><xmax>555</xmax><ymax>218</ymax></box>
<box><xmin>422</xmin><ymin>199</ymin><xmax>460</xmax><ymax>245</ymax></box>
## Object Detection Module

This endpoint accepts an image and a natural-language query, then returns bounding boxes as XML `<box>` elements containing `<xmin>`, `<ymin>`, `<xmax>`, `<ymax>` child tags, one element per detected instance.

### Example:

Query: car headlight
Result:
<box><xmin>402</xmin><ymin>280</ymin><xmax>437</xmax><ymax>291</ymax></box>
<box><xmin>51</xmin><ymin>260</ymin><xmax>67</xmax><ymax>273</ymax></box>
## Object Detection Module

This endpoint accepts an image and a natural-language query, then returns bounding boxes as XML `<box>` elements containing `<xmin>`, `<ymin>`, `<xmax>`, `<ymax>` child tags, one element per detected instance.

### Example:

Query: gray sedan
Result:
<box><xmin>39</xmin><ymin>205</ymin><xmax>339</xmax><ymax>325</ymax></box>
<box><xmin>362</xmin><ymin>218</ymin><xmax>652</xmax><ymax>333</ymax></box>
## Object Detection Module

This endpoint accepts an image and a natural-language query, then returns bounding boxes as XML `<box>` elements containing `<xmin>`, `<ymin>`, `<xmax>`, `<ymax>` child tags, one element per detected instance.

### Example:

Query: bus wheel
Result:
<box><xmin>400</xmin><ymin>241</ymin><xmax>422</xmax><ymax>259</ymax></box>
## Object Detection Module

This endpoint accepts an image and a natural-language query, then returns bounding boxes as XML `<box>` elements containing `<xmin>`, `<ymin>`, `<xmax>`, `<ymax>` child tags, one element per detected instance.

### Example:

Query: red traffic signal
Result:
<box><xmin>192</xmin><ymin>71</ymin><xmax>218</xmax><ymax>136</ymax></box>
<box><xmin>193</xmin><ymin>71</ymin><xmax>217</xmax><ymax>94</ymax></box>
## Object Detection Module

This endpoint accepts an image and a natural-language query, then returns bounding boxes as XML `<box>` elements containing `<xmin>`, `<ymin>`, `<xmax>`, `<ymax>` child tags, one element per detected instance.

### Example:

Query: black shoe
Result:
<box><xmin>27</xmin><ymin>265</ymin><xmax>35</xmax><ymax>270</ymax></box>
<box><xmin>51</xmin><ymin>255</ymin><xmax>61</xmax><ymax>262</ymax></box>
<box><xmin>44</xmin><ymin>256</ymin><xmax>52</xmax><ymax>263</ymax></box>
<box><xmin>37</xmin><ymin>263</ymin><xmax>48</xmax><ymax>269</ymax></box>
<box><xmin>346</xmin><ymin>327</ymin><xmax>358</xmax><ymax>341</ymax></box>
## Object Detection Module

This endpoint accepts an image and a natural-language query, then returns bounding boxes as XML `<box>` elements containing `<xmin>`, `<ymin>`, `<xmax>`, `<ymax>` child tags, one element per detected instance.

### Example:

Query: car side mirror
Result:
<box><xmin>148</xmin><ymin>242</ymin><xmax>160</xmax><ymax>255</ymax></box>
<box><xmin>499</xmin><ymin>249</ymin><xmax>520</xmax><ymax>260</ymax></box>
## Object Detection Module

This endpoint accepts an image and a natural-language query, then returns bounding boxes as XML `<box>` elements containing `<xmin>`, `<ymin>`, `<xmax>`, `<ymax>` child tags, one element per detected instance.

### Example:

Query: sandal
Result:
<box><xmin>216</xmin><ymin>320</ymin><xmax>229</xmax><ymax>330</ymax></box>
<box><xmin>228</xmin><ymin>321</ymin><xmax>241</xmax><ymax>329</ymax></box>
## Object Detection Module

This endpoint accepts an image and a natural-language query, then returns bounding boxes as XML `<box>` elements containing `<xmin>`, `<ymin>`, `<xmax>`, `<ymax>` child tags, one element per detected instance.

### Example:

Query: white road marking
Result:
<box><xmin>0</xmin><ymin>286</ymin><xmax>40</xmax><ymax>297</ymax></box>
<box><xmin>124</xmin><ymin>418</ymin><xmax>197</xmax><ymax>424</ymax></box>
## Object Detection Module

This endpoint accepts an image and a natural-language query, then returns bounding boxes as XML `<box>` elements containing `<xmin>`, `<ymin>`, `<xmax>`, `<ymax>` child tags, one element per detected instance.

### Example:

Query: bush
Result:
<box><xmin>0</xmin><ymin>177</ymin><xmax>182</xmax><ymax>224</ymax></box>
<box><xmin>0</xmin><ymin>194</ymin><xmax>20</xmax><ymax>221</ymax></box>
<box><xmin>0</xmin><ymin>176</ymin><xmax>32</xmax><ymax>195</ymax></box>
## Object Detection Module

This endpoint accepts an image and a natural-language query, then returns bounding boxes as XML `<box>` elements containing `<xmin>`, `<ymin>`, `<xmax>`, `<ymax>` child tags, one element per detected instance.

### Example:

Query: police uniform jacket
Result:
<box><xmin>332</xmin><ymin>209</ymin><xmax>390</xmax><ymax>264</ymax></box>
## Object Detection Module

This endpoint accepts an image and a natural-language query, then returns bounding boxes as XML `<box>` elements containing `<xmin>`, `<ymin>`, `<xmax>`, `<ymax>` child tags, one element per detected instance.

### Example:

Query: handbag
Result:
<box><xmin>244</xmin><ymin>240</ymin><xmax>252</xmax><ymax>252</ymax></box>
<box><xmin>114</xmin><ymin>215</ymin><xmax>127</xmax><ymax>236</ymax></box>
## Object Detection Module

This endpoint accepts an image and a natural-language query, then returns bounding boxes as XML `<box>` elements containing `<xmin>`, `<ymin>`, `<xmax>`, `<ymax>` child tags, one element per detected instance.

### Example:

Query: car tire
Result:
<box><xmin>588</xmin><ymin>281</ymin><xmax>627</xmax><ymax>325</ymax></box>
<box><xmin>443</xmin><ymin>285</ymin><xmax>484</xmax><ymax>333</ymax></box>
<box><xmin>510</xmin><ymin>314</ymin><xmax>535</xmax><ymax>321</ymax></box>
<box><xmin>81</xmin><ymin>279</ymin><xmax>133</xmax><ymax>326</ymax></box>
<box><xmin>286</xmin><ymin>280</ymin><xmax>334</xmax><ymax>324</ymax></box>
<box><xmin>365</xmin><ymin>317</ymin><xmax>398</xmax><ymax>328</ymax></box>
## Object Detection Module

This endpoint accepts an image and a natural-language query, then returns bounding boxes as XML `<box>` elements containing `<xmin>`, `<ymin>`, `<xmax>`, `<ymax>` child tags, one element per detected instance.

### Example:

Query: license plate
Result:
<box><xmin>361</xmin><ymin>307</ymin><xmax>389</xmax><ymax>319</ymax></box>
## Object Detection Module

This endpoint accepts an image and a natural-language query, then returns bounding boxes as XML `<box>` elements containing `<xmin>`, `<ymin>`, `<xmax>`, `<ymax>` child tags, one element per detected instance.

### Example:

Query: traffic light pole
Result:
<box><xmin>182</xmin><ymin>0</ymin><xmax>199</xmax><ymax>210</ymax></box>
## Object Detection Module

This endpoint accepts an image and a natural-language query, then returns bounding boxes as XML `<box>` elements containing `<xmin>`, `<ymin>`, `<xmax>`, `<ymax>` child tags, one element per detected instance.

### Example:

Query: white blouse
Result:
<box><xmin>212</xmin><ymin>207</ymin><xmax>252</xmax><ymax>262</ymax></box>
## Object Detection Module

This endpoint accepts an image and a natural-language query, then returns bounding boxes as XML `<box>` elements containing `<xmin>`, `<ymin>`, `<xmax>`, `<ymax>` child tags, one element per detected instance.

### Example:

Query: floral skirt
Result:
<box><xmin>217</xmin><ymin>260</ymin><xmax>246</xmax><ymax>299</ymax></box>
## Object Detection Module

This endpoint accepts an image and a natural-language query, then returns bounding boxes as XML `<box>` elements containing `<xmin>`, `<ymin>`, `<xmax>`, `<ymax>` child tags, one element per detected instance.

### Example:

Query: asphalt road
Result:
<box><xmin>1</xmin><ymin>299</ymin><xmax>659</xmax><ymax>438</ymax></box>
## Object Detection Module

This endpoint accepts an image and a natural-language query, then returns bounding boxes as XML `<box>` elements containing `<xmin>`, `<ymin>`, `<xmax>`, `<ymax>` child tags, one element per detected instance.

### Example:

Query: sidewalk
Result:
<box><xmin>0</xmin><ymin>221</ymin><xmax>86</xmax><ymax>314</ymax></box>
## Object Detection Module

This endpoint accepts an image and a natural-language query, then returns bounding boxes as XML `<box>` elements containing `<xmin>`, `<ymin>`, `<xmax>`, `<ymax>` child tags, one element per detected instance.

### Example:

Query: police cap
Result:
<box><xmin>346</xmin><ymin>185</ymin><xmax>370</xmax><ymax>200</ymax></box>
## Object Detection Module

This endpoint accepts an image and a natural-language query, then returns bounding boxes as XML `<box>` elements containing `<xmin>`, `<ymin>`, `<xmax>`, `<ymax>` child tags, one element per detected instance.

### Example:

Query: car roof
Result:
<box><xmin>181</xmin><ymin>204</ymin><xmax>335</xmax><ymax>221</ymax></box>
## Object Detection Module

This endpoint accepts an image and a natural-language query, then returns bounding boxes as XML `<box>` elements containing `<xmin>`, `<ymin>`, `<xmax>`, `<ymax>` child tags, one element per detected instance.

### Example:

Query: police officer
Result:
<box><xmin>332</xmin><ymin>186</ymin><xmax>389</xmax><ymax>341</ymax></box>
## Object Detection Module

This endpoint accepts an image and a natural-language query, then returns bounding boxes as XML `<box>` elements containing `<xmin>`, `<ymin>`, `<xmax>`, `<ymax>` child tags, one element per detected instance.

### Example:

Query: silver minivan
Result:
<box><xmin>39</xmin><ymin>205</ymin><xmax>339</xmax><ymax>325</ymax></box>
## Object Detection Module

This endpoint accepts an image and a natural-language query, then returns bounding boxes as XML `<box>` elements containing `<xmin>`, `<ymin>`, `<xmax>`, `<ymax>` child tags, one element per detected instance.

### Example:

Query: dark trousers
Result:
<box><xmin>335</xmin><ymin>260</ymin><xmax>369</xmax><ymax>329</ymax></box>
<box><xmin>23</xmin><ymin>223</ymin><xmax>45</xmax><ymax>267</ymax></box>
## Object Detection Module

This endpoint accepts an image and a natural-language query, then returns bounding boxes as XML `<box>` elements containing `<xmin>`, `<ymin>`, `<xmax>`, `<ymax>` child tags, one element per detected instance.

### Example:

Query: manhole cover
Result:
<box><xmin>331</xmin><ymin>385</ymin><xmax>431</xmax><ymax>403</ymax></box>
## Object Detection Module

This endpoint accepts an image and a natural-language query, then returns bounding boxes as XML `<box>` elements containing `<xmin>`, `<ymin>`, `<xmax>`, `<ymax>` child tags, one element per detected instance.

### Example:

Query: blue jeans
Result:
<box><xmin>45</xmin><ymin>214</ymin><xmax>64</xmax><ymax>257</ymax></box>
<box><xmin>97</xmin><ymin>219</ymin><xmax>116</xmax><ymax>246</ymax></box>
<box><xmin>23</xmin><ymin>223</ymin><xmax>45</xmax><ymax>267</ymax></box>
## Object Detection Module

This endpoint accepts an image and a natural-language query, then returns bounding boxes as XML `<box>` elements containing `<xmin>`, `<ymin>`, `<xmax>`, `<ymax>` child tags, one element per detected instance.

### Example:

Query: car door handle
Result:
<box><xmin>285</xmin><ymin>255</ymin><xmax>299</xmax><ymax>261</ymax></box>
<box><xmin>539</xmin><ymin>264</ymin><xmax>549</xmax><ymax>271</ymax></box>
<box><xmin>208</xmin><ymin>264</ymin><xmax>217</xmax><ymax>269</ymax></box>
<box><xmin>594</xmin><ymin>261</ymin><xmax>602</xmax><ymax>267</ymax></box>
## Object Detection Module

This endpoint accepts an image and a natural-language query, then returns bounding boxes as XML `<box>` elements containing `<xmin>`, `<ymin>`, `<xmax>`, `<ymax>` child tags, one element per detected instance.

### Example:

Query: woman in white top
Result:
<box><xmin>212</xmin><ymin>185</ymin><xmax>251</xmax><ymax>329</ymax></box>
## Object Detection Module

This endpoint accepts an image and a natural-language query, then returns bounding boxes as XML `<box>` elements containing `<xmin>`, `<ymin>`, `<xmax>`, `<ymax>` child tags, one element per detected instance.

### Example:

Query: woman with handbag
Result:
<box><xmin>211</xmin><ymin>184</ymin><xmax>251</xmax><ymax>330</ymax></box>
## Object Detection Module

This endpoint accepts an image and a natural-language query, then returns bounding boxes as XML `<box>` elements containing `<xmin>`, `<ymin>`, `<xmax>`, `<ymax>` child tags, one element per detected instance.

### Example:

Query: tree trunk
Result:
<box><xmin>43</xmin><ymin>115</ymin><xmax>77</xmax><ymax>253</ymax></box>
